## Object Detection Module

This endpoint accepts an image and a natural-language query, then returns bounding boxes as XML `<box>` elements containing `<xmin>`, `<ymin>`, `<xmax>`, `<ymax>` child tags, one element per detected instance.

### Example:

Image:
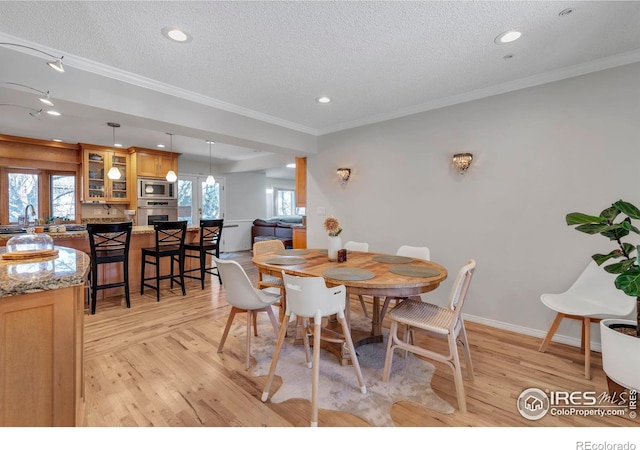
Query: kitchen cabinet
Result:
<box><xmin>81</xmin><ymin>144</ymin><xmax>131</xmax><ymax>204</ymax></box>
<box><xmin>293</xmin><ymin>227</ymin><xmax>307</xmax><ymax>249</ymax></box>
<box><xmin>0</xmin><ymin>247</ymin><xmax>88</xmax><ymax>426</ymax></box>
<box><xmin>133</xmin><ymin>149</ymin><xmax>178</xmax><ymax>179</ymax></box>
<box><xmin>295</xmin><ymin>157</ymin><xmax>307</xmax><ymax>208</ymax></box>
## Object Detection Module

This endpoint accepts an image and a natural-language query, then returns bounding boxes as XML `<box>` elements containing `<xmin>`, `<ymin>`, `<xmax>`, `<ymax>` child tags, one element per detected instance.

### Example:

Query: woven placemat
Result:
<box><xmin>388</xmin><ymin>265</ymin><xmax>440</xmax><ymax>278</ymax></box>
<box><xmin>372</xmin><ymin>255</ymin><xmax>414</xmax><ymax>264</ymax></box>
<box><xmin>322</xmin><ymin>267</ymin><xmax>375</xmax><ymax>281</ymax></box>
<box><xmin>279</xmin><ymin>249</ymin><xmax>310</xmax><ymax>256</ymax></box>
<box><xmin>264</xmin><ymin>256</ymin><xmax>307</xmax><ymax>265</ymax></box>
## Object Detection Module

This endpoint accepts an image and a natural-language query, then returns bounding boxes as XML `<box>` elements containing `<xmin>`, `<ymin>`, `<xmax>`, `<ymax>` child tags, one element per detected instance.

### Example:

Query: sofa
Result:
<box><xmin>251</xmin><ymin>216</ymin><xmax>303</xmax><ymax>249</ymax></box>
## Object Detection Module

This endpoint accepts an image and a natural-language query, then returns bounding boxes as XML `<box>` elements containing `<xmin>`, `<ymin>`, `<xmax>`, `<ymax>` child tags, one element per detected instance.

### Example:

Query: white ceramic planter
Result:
<box><xmin>327</xmin><ymin>236</ymin><xmax>342</xmax><ymax>261</ymax></box>
<box><xmin>600</xmin><ymin>319</ymin><xmax>640</xmax><ymax>390</ymax></box>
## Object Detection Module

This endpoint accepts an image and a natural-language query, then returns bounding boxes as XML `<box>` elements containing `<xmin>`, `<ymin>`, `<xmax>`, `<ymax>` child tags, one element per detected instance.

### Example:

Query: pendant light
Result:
<box><xmin>107</xmin><ymin>122</ymin><xmax>122</xmax><ymax>180</ymax></box>
<box><xmin>165</xmin><ymin>132</ymin><xmax>178</xmax><ymax>182</ymax></box>
<box><xmin>206</xmin><ymin>140</ymin><xmax>215</xmax><ymax>185</ymax></box>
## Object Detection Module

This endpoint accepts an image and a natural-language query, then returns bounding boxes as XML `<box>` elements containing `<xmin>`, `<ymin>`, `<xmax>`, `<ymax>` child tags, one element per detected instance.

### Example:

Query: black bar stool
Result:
<box><xmin>141</xmin><ymin>220</ymin><xmax>187</xmax><ymax>302</ymax></box>
<box><xmin>184</xmin><ymin>219</ymin><xmax>224</xmax><ymax>288</ymax></box>
<box><xmin>86</xmin><ymin>222</ymin><xmax>133</xmax><ymax>315</ymax></box>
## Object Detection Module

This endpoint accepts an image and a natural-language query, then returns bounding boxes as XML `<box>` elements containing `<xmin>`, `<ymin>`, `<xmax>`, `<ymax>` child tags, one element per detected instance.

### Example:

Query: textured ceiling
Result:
<box><xmin>1</xmin><ymin>1</ymin><xmax>640</xmax><ymax>177</ymax></box>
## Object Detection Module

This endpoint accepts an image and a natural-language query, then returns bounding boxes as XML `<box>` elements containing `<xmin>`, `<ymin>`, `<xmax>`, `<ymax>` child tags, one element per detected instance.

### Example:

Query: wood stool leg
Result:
<box><xmin>262</xmin><ymin>313</ymin><xmax>291</xmax><ymax>402</ymax></box>
<box><xmin>539</xmin><ymin>313</ymin><xmax>565</xmax><ymax>352</ymax></box>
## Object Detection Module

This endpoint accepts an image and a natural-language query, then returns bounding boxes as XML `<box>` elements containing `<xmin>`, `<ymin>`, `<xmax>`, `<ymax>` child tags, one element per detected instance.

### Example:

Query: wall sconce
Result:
<box><xmin>337</xmin><ymin>168</ymin><xmax>351</xmax><ymax>184</ymax></box>
<box><xmin>452</xmin><ymin>153</ymin><xmax>473</xmax><ymax>175</ymax></box>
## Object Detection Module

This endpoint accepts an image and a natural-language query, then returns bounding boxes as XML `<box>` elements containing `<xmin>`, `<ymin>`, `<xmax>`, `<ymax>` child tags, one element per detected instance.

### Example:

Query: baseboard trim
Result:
<box><xmin>462</xmin><ymin>313</ymin><xmax>602</xmax><ymax>353</ymax></box>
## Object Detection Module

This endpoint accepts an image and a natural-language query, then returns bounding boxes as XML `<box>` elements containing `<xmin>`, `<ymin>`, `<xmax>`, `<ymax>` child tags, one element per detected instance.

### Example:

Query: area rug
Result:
<box><xmin>234</xmin><ymin>319</ymin><xmax>455</xmax><ymax>426</ymax></box>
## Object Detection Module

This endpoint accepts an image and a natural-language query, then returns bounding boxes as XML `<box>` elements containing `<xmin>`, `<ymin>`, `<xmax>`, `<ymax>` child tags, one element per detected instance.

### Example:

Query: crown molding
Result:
<box><xmin>0</xmin><ymin>31</ymin><xmax>318</xmax><ymax>137</ymax></box>
<box><xmin>317</xmin><ymin>49</ymin><xmax>640</xmax><ymax>135</ymax></box>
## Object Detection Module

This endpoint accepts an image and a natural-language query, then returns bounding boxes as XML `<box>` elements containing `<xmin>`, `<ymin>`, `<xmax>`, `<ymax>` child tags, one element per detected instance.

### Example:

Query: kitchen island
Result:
<box><xmin>0</xmin><ymin>225</ymin><xmax>203</xmax><ymax>301</ymax></box>
<box><xmin>0</xmin><ymin>246</ymin><xmax>89</xmax><ymax>426</ymax></box>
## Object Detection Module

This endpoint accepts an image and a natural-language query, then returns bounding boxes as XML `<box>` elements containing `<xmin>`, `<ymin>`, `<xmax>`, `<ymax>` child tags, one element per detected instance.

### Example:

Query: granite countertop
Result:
<box><xmin>0</xmin><ymin>246</ymin><xmax>90</xmax><ymax>298</ymax></box>
<box><xmin>0</xmin><ymin>225</ymin><xmax>201</xmax><ymax>241</ymax></box>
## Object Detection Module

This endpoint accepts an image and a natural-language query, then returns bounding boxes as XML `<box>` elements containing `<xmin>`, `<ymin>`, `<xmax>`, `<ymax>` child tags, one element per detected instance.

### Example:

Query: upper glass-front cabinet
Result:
<box><xmin>81</xmin><ymin>146</ymin><xmax>130</xmax><ymax>204</ymax></box>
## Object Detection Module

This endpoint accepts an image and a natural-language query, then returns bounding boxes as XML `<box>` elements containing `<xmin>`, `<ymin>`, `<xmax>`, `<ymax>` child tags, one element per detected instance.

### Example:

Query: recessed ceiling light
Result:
<box><xmin>161</xmin><ymin>26</ymin><xmax>193</xmax><ymax>43</ymax></box>
<box><xmin>316</xmin><ymin>96</ymin><xmax>331</xmax><ymax>103</ymax></box>
<box><xmin>46</xmin><ymin>110</ymin><xmax>61</xmax><ymax>116</ymax></box>
<box><xmin>114</xmin><ymin>143</ymin><xmax>123</xmax><ymax>147</ymax></box>
<box><xmin>157</xmin><ymin>144</ymin><xmax>165</xmax><ymax>148</ymax></box>
<box><xmin>52</xmin><ymin>138</ymin><xmax>62</xmax><ymax>142</ymax></box>
<box><xmin>494</xmin><ymin>30</ymin><xmax>522</xmax><ymax>44</ymax></box>
<box><xmin>287</xmin><ymin>163</ymin><xmax>296</xmax><ymax>168</ymax></box>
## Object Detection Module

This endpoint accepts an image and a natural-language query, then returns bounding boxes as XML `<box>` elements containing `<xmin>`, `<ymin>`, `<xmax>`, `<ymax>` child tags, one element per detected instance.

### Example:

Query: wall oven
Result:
<box><xmin>137</xmin><ymin>199</ymin><xmax>178</xmax><ymax>226</ymax></box>
<box><xmin>138</xmin><ymin>178</ymin><xmax>177</xmax><ymax>200</ymax></box>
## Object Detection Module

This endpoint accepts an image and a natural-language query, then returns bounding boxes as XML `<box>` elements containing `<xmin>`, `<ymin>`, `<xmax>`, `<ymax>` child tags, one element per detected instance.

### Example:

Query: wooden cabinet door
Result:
<box><xmin>107</xmin><ymin>151</ymin><xmax>130</xmax><ymax>204</ymax></box>
<box><xmin>0</xmin><ymin>285</ymin><xmax>84</xmax><ymax>426</ymax></box>
<box><xmin>84</xmin><ymin>149</ymin><xmax>108</xmax><ymax>202</ymax></box>
<box><xmin>136</xmin><ymin>153</ymin><xmax>160</xmax><ymax>177</ymax></box>
<box><xmin>82</xmin><ymin>147</ymin><xmax>130</xmax><ymax>204</ymax></box>
<box><xmin>157</xmin><ymin>155</ymin><xmax>175</xmax><ymax>177</ymax></box>
<box><xmin>293</xmin><ymin>227</ymin><xmax>307</xmax><ymax>249</ymax></box>
<box><xmin>295</xmin><ymin>157</ymin><xmax>307</xmax><ymax>208</ymax></box>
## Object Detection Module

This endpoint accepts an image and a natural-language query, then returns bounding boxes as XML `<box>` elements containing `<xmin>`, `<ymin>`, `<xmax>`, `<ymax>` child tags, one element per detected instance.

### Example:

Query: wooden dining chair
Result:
<box><xmin>380</xmin><ymin>245</ymin><xmax>431</xmax><ymax>322</ymax></box>
<box><xmin>253</xmin><ymin>239</ymin><xmax>287</xmax><ymax>319</ymax></box>
<box><xmin>383</xmin><ymin>259</ymin><xmax>476</xmax><ymax>413</ymax></box>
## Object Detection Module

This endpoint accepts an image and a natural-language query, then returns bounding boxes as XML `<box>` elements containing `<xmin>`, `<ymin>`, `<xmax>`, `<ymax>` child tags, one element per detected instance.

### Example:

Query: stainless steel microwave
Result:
<box><xmin>138</xmin><ymin>178</ymin><xmax>177</xmax><ymax>199</ymax></box>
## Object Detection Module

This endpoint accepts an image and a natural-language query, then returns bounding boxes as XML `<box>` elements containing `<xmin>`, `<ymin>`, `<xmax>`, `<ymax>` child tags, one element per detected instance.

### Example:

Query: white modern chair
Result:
<box><xmin>380</xmin><ymin>245</ymin><xmax>432</xmax><ymax>322</ymax></box>
<box><xmin>538</xmin><ymin>260</ymin><xmax>636</xmax><ymax>379</ymax></box>
<box><xmin>396</xmin><ymin>245</ymin><xmax>430</xmax><ymax>261</ymax></box>
<box><xmin>261</xmin><ymin>272</ymin><xmax>367</xmax><ymax>427</ymax></box>
<box><xmin>344</xmin><ymin>241</ymin><xmax>369</xmax><ymax>252</ymax></box>
<box><xmin>344</xmin><ymin>240</ymin><xmax>371</xmax><ymax>317</ymax></box>
<box><xmin>383</xmin><ymin>259</ymin><xmax>476</xmax><ymax>413</ymax></box>
<box><xmin>214</xmin><ymin>257</ymin><xmax>281</xmax><ymax>370</ymax></box>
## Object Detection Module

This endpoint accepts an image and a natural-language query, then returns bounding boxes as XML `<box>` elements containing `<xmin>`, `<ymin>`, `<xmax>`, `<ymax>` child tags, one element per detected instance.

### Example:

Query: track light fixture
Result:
<box><xmin>1</xmin><ymin>82</ymin><xmax>54</xmax><ymax>106</ymax></box>
<box><xmin>0</xmin><ymin>42</ymin><xmax>65</xmax><ymax>72</ymax></box>
<box><xmin>0</xmin><ymin>103</ymin><xmax>44</xmax><ymax>119</ymax></box>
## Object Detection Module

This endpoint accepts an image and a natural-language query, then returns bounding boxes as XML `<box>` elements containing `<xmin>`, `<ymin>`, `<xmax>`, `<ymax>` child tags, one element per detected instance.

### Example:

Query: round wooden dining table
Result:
<box><xmin>252</xmin><ymin>248</ymin><xmax>448</xmax><ymax>365</ymax></box>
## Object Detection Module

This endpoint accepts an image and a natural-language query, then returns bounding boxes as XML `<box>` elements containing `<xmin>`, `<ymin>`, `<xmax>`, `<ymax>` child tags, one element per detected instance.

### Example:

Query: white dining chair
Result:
<box><xmin>383</xmin><ymin>259</ymin><xmax>476</xmax><ymax>413</ymax></box>
<box><xmin>261</xmin><ymin>272</ymin><xmax>367</xmax><ymax>427</ymax></box>
<box><xmin>214</xmin><ymin>257</ymin><xmax>281</xmax><ymax>370</ymax></box>
<box><xmin>538</xmin><ymin>260</ymin><xmax>636</xmax><ymax>379</ymax></box>
<box><xmin>344</xmin><ymin>240</ymin><xmax>371</xmax><ymax>317</ymax></box>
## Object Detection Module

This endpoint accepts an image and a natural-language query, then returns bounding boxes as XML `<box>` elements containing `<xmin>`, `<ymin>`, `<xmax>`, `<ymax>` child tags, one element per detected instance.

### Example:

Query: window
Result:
<box><xmin>274</xmin><ymin>188</ymin><xmax>295</xmax><ymax>217</ymax></box>
<box><xmin>3</xmin><ymin>169</ymin><xmax>77</xmax><ymax>224</ymax></box>
<box><xmin>8</xmin><ymin>172</ymin><xmax>39</xmax><ymax>222</ymax></box>
<box><xmin>177</xmin><ymin>175</ymin><xmax>224</xmax><ymax>225</ymax></box>
<box><xmin>50</xmin><ymin>175</ymin><xmax>76</xmax><ymax>220</ymax></box>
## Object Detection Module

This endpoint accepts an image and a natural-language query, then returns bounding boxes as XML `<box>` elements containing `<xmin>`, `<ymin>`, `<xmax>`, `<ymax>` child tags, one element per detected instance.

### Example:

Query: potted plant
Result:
<box><xmin>566</xmin><ymin>199</ymin><xmax>639</xmax><ymax>391</ymax></box>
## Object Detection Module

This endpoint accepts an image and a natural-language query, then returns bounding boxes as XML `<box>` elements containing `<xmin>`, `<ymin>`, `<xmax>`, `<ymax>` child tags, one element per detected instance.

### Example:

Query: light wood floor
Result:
<box><xmin>83</xmin><ymin>251</ymin><xmax>636</xmax><ymax>427</ymax></box>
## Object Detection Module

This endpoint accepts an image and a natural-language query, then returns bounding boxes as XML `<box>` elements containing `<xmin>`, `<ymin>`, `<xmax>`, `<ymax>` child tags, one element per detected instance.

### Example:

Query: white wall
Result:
<box><xmin>308</xmin><ymin>62</ymin><xmax>640</xmax><ymax>347</ymax></box>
